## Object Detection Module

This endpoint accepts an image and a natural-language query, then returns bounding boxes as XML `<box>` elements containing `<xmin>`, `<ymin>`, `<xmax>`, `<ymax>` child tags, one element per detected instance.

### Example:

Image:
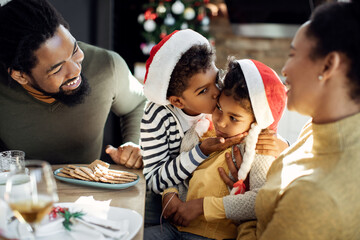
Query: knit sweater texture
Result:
<box><xmin>0</xmin><ymin>42</ymin><xmax>146</xmax><ymax>164</ymax></box>
<box><xmin>238</xmin><ymin>112</ymin><xmax>360</xmax><ymax>240</ymax></box>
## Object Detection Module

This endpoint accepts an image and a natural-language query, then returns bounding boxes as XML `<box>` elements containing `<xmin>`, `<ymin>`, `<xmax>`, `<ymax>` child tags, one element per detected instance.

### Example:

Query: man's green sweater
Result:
<box><xmin>0</xmin><ymin>42</ymin><xmax>146</xmax><ymax>164</ymax></box>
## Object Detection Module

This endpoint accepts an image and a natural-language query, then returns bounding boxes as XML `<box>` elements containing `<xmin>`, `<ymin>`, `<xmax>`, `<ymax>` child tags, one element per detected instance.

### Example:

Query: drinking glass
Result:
<box><xmin>0</xmin><ymin>150</ymin><xmax>25</xmax><ymax>199</ymax></box>
<box><xmin>4</xmin><ymin>160</ymin><xmax>58</xmax><ymax>239</ymax></box>
<box><xmin>0</xmin><ymin>150</ymin><xmax>25</xmax><ymax>173</ymax></box>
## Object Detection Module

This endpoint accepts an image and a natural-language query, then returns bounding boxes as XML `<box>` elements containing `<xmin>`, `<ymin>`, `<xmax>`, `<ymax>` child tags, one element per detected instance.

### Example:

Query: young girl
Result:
<box><xmin>145</xmin><ymin>58</ymin><xmax>287</xmax><ymax>240</ymax></box>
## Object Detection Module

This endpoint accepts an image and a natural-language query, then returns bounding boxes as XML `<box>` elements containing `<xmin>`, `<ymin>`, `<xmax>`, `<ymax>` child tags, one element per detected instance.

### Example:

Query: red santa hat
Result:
<box><xmin>143</xmin><ymin>29</ymin><xmax>211</xmax><ymax>105</ymax></box>
<box><xmin>239</xmin><ymin>59</ymin><xmax>286</xmax><ymax>132</ymax></box>
<box><xmin>231</xmin><ymin>59</ymin><xmax>287</xmax><ymax>195</ymax></box>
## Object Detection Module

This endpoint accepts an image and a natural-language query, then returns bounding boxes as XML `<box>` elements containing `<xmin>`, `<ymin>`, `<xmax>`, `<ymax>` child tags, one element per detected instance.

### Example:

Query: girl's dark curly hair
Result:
<box><xmin>222</xmin><ymin>57</ymin><xmax>254</xmax><ymax>114</ymax></box>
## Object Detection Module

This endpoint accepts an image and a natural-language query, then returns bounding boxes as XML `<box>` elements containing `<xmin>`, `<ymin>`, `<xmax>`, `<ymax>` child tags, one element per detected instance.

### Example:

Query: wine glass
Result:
<box><xmin>4</xmin><ymin>160</ymin><xmax>58</xmax><ymax>239</ymax></box>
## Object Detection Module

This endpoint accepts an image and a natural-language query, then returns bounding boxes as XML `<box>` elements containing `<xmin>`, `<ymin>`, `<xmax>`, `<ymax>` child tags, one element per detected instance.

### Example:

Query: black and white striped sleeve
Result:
<box><xmin>141</xmin><ymin>103</ymin><xmax>207</xmax><ymax>194</ymax></box>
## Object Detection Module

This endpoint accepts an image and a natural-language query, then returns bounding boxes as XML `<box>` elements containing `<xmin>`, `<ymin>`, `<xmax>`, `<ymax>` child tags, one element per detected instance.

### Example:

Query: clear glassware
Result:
<box><xmin>4</xmin><ymin>160</ymin><xmax>58</xmax><ymax>239</ymax></box>
<box><xmin>0</xmin><ymin>151</ymin><xmax>25</xmax><ymax>200</ymax></box>
<box><xmin>0</xmin><ymin>150</ymin><xmax>25</xmax><ymax>173</ymax></box>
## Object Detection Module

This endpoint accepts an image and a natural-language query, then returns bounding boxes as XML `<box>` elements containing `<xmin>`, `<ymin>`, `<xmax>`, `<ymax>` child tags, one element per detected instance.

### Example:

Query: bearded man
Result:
<box><xmin>0</xmin><ymin>0</ymin><xmax>146</xmax><ymax>168</ymax></box>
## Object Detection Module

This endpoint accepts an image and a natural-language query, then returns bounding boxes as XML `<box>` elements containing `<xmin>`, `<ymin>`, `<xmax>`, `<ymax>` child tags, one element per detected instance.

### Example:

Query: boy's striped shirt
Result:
<box><xmin>141</xmin><ymin>102</ymin><xmax>207</xmax><ymax>194</ymax></box>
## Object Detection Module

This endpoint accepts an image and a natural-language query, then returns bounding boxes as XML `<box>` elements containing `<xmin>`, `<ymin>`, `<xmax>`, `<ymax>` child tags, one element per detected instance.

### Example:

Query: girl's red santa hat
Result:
<box><xmin>143</xmin><ymin>29</ymin><xmax>211</xmax><ymax>105</ymax></box>
<box><xmin>231</xmin><ymin>59</ymin><xmax>287</xmax><ymax>195</ymax></box>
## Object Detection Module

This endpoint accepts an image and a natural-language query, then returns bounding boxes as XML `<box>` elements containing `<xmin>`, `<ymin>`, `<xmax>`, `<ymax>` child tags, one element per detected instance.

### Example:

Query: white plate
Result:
<box><xmin>16</xmin><ymin>202</ymin><xmax>143</xmax><ymax>240</ymax></box>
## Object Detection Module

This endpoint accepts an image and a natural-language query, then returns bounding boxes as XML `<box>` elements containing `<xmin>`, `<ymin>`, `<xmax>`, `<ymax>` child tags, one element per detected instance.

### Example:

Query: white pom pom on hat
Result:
<box><xmin>231</xmin><ymin>59</ymin><xmax>287</xmax><ymax>195</ymax></box>
<box><xmin>143</xmin><ymin>29</ymin><xmax>211</xmax><ymax>105</ymax></box>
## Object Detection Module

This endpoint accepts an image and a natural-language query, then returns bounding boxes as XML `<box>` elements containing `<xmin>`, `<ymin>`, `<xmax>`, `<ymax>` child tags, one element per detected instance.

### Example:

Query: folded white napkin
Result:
<box><xmin>1</xmin><ymin>196</ymin><xmax>130</xmax><ymax>240</ymax></box>
<box><xmin>74</xmin><ymin>196</ymin><xmax>111</xmax><ymax>219</ymax></box>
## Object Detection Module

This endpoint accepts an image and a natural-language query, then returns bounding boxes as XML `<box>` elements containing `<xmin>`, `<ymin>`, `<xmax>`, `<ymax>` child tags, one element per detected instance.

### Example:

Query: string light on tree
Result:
<box><xmin>139</xmin><ymin>0</ymin><xmax>213</xmax><ymax>55</ymax></box>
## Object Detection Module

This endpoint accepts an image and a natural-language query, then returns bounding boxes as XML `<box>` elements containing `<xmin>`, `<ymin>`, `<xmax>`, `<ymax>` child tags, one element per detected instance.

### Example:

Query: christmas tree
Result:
<box><xmin>138</xmin><ymin>0</ymin><xmax>212</xmax><ymax>55</ymax></box>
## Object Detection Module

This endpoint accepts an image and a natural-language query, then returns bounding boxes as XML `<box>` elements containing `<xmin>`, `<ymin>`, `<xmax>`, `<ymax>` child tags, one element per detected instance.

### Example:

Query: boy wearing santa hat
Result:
<box><xmin>142</xmin><ymin>29</ymin><xmax>245</xmax><ymax>196</ymax></box>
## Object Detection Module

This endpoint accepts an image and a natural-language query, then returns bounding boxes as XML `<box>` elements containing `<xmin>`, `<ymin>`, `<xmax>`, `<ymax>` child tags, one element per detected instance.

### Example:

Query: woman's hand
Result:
<box><xmin>256</xmin><ymin>129</ymin><xmax>289</xmax><ymax>158</ymax></box>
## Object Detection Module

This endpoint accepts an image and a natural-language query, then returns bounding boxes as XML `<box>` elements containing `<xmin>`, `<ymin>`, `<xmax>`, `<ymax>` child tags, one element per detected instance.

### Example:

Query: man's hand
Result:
<box><xmin>200</xmin><ymin>132</ymin><xmax>247</xmax><ymax>156</ymax></box>
<box><xmin>162</xmin><ymin>193</ymin><xmax>182</xmax><ymax>220</ymax></box>
<box><xmin>105</xmin><ymin>143</ymin><xmax>143</xmax><ymax>169</ymax></box>
<box><xmin>171</xmin><ymin>198</ymin><xmax>204</xmax><ymax>227</ymax></box>
<box><xmin>256</xmin><ymin>129</ymin><xmax>289</xmax><ymax>157</ymax></box>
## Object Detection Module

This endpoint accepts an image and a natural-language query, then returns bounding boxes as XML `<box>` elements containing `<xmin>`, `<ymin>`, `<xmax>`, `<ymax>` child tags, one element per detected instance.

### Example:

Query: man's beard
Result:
<box><xmin>30</xmin><ymin>74</ymin><xmax>91</xmax><ymax>107</ymax></box>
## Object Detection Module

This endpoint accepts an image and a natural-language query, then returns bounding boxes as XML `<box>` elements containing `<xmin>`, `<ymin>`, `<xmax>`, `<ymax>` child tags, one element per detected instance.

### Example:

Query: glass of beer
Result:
<box><xmin>4</xmin><ymin>160</ymin><xmax>58</xmax><ymax>238</ymax></box>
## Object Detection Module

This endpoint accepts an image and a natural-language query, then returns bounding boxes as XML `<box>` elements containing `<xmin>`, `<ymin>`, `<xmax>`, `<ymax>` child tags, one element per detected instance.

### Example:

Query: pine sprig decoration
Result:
<box><xmin>60</xmin><ymin>210</ymin><xmax>85</xmax><ymax>231</ymax></box>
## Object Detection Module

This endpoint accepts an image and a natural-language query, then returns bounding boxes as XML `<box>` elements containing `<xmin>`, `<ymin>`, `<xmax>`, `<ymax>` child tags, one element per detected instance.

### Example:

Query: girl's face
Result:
<box><xmin>179</xmin><ymin>63</ymin><xmax>220</xmax><ymax>116</ymax></box>
<box><xmin>212</xmin><ymin>92</ymin><xmax>255</xmax><ymax>138</ymax></box>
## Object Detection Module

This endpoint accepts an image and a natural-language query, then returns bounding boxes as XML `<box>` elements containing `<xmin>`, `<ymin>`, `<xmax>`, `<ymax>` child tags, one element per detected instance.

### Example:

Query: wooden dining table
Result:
<box><xmin>52</xmin><ymin>164</ymin><xmax>146</xmax><ymax>240</ymax></box>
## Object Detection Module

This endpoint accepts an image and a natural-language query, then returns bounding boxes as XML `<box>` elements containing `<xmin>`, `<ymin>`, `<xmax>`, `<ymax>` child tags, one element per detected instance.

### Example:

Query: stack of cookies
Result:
<box><xmin>56</xmin><ymin>159</ymin><xmax>138</xmax><ymax>184</ymax></box>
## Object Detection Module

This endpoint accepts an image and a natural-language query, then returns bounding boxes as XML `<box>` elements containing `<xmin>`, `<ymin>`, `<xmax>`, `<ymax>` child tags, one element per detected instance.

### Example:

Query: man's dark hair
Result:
<box><xmin>0</xmin><ymin>0</ymin><xmax>69</xmax><ymax>80</ymax></box>
<box><xmin>167</xmin><ymin>44</ymin><xmax>214</xmax><ymax>98</ymax></box>
<box><xmin>307</xmin><ymin>1</ymin><xmax>360</xmax><ymax>102</ymax></box>
<box><xmin>222</xmin><ymin>57</ymin><xmax>253</xmax><ymax>114</ymax></box>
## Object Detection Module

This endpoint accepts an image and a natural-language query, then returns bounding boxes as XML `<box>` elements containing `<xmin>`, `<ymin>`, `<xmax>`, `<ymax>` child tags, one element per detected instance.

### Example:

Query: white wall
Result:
<box><xmin>277</xmin><ymin>108</ymin><xmax>310</xmax><ymax>144</ymax></box>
